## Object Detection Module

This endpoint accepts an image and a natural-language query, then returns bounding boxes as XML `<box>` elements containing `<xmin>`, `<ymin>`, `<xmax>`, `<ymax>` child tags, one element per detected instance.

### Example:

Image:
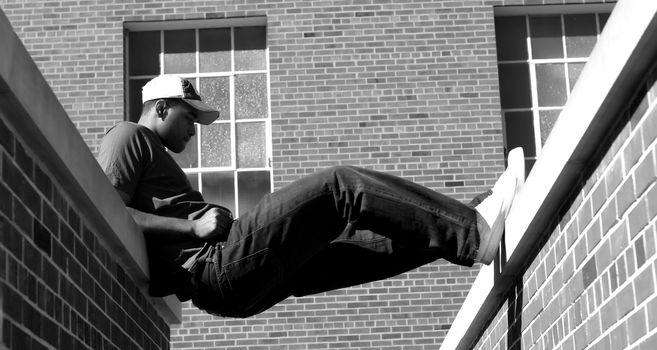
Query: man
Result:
<box><xmin>98</xmin><ymin>75</ymin><xmax>524</xmax><ymax>318</ymax></box>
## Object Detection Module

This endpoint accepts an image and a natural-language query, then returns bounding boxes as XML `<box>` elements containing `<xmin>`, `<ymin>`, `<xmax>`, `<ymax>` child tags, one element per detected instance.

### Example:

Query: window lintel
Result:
<box><xmin>124</xmin><ymin>16</ymin><xmax>267</xmax><ymax>32</ymax></box>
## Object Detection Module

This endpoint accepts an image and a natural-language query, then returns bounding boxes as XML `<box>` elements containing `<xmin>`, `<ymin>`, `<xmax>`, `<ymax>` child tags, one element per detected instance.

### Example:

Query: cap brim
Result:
<box><xmin>183</xmin><ymin>99</ymin><xmax>220</xmax><ymax>125</ymax></box>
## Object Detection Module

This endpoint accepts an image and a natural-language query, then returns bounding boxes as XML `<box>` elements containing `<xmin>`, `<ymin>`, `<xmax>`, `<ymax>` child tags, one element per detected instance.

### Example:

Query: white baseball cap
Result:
<box><xmin>142</xmin><ymin>75</ymin><xmax>220</xmax><ymax>125</ymax></box>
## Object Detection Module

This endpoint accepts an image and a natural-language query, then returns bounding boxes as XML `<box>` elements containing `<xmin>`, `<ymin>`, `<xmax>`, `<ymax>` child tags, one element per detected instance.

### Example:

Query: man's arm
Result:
<box><xmin>118</xmin><ymin>190</ymin><xmax>232</xmax><ymax>243</ymax></box>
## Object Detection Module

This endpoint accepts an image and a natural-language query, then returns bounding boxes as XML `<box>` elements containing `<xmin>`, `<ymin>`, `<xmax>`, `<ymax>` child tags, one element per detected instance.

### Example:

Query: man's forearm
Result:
<box><xmin>126</xmin><ymin>207</ymin><xmax>197</xmax><ymax>242</ymax></box>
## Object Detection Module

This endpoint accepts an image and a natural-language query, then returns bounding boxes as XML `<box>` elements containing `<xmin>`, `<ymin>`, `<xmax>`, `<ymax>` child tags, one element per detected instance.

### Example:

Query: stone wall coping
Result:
<box><xmin>440</xmin><ymin>0</ymin><xmax>657</xmax><ymax>349</ymax></box>
<box><xmin>0</xmin><ymin>8</ymin><xmax>181</xmax><ymax>324</ymax></box>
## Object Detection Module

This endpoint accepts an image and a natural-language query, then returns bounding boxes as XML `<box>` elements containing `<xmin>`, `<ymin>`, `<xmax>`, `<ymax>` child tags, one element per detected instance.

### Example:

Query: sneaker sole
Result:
<box><xmin>477</xmin><ymin>147</ymin><xmax>525</xmax><ymax>264</ymax></box>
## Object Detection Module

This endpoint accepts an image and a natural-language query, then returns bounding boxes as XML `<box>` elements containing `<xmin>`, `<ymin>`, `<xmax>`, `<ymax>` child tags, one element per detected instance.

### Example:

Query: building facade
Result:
<box><xmin>2</xmin><ymin>0</ymin><xmax>651</xmax><ymax>350</ymax></box>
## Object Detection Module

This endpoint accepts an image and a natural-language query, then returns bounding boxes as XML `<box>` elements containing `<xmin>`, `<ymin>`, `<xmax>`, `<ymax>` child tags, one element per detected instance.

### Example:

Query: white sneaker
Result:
<box><xmin>474</xmin><ymin>147</ymin><xmax>525</xmax><ymax>265</ymax></box>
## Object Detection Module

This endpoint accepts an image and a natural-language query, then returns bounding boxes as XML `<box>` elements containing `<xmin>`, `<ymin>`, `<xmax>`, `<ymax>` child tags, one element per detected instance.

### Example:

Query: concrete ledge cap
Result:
<box><xmin>0</xmin><ymin>8</ymin><xmax>181</xmax><ymax>324</ymax></box>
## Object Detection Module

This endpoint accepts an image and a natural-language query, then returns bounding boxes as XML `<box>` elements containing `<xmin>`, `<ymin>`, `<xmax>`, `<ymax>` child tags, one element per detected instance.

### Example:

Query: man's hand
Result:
<box><xmin>125</xmin><ymin>205</ymin><xmax>233</xmax><ymax>243</ymax></box>
<box><xmin>192</xmin><ymin>207</ymin><xmax>233</xmax><ymax>241</ymax></box>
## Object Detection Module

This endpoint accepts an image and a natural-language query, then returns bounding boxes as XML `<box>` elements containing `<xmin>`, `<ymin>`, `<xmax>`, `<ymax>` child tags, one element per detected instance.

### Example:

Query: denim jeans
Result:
<box><xmin>189</xmin><ymin>166</ymin><xmax>479</xmax><ymax>318</ymax></box>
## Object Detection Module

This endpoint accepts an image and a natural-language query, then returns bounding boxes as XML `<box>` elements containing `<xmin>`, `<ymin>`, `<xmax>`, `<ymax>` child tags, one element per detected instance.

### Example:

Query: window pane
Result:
<box><xmin>201</xmin><ymin>123</ymin><xmax>231</xmax><ymax>167</ymax></box>
<box><xmin>238</xmin><ymin>171</ymin><xmax>270</xmax><ymax>215</ymax></box>
<box><xmin>200</xmin><ymin>77</ymin><xmax>230</xmax><ymax>121</ymax></box>
<box><xmin>235</xmin><ymin>26</ymin><xmax>267</xmax><ymax>71</ymax></box>
<box><xmin>187</xmin><ymin>173</ymin><xmax>199</xmax><ymax>191</ymax></box>
<box><xmin>170</xmin><ymin>130</ymin><xmax>198</xmax><ymax>168</ymax></box>
<box><xmin>530</xmin><ymin>16</ymin><xmax>563</xmax><ymax>59</ymax></box>
<box><xmin>504</xmin><ymin>111</ymin><xmax>536</xmax><ymax>157</ymax></box>
<box><xmin>200</xmin><ymin>28</ymin><xmax>231</xmax><ymax>73</ymax></box>
<box><xmin>235</xmin><ymin>74</ymin><xmax>268</xmax><ymax>119</ymax></box>
<box><xmin>128</xmin><ymin>31</ymin><xmax>160</xmax><ymax>75</ymax></box>
<box><xmin>498</xmin><ymin>63</ymin><xmax>532</xmax><ymax>109</ymax></box>
<box><xmin>202</xmin><ymin>172</ymin><xmax>235</xmax><ymax>214</ymax></box>
<box><xmin>128</xmin><ymin>78</ymin><xmax>149</xmax><ymax>122</ymax></box>
<box><xmin>565</xmin><ymin>14</ymin><xmax>597</xmax><ymax>58</ymax></box>
<box><xmin>539</xmin><ymin>109</ymin><xmax>561</xmax><ymax>145</ymax></box>
<box><xmin>164</xmin><ymin>29</ymin><xmax>195</xmax><ymax>74</ymax></box>
<box><xmin>568</xmin><ymin>62</ymin><xmax>586</xmax><ymax>90</ymax></box>
<box><xmin>536</xmin><ymin>63</ymin><xmax>567</xmax><ymax>107</ymax></box>
<box><xmin>494</xmin><ymin>16</ymin><xmax>528</xmax><ymax>61</ymax></box>
<box><xmin>237</xmin><ymin>122</ymin><xmax>266</xmax><ymax>168</ymax></box>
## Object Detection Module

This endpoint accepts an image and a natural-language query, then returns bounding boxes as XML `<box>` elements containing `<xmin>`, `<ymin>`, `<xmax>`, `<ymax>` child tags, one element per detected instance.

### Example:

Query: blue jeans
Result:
<box><xmin>189</xmin><ymin>166</ymin><xmax>479</xmax><ymax>318</ymax></box>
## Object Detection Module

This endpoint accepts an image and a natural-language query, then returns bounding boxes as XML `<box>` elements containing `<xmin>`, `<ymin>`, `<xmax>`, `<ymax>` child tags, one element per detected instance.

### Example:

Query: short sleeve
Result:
<box><xmin>97</xmin><ymin>123</ymin><xmax>150</xmax><ymax>204</ymax></box>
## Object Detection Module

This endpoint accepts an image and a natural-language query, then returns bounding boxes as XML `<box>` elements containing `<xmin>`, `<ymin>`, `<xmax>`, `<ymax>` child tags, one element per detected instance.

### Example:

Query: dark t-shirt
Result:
<box><xmin>97</xmin><ymin>122</ymin><xmax>218</xmax><ymax>299</ymax></box>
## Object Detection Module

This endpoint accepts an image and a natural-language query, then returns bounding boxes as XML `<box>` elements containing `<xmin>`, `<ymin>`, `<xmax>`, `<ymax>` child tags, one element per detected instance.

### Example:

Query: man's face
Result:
<box><xmin>157</xmin><ymin>101</ymin><xmax>198</xmax><ymax>153</ymax></box>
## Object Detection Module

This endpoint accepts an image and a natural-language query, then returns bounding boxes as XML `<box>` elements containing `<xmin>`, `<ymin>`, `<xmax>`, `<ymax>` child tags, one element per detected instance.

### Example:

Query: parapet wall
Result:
<box><xmin>0</xmin><ymin>8</ymin><xmax>179</xmax><ymax>350</ymax></box>
<box><xmin>476</xmin><ymin>64</ymin><xmax>657</xmax><ymax>350</ymax></box>
<box><xmin>441</xmin><ymin>0</ymin><xmax>657</xmax><ymax>349</ymax></box>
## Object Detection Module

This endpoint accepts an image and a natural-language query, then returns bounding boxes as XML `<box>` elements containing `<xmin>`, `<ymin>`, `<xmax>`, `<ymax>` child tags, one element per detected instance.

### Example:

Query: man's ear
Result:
<box><xmin>154</xmin><ymin>99</ymin><xmax>168</xmax><ymax>120</ymax></box>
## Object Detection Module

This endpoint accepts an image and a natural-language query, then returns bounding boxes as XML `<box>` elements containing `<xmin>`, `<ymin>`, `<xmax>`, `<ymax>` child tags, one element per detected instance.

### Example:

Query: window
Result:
<box><xmin>125</xmin><ymin>20</ymin><xmax>272</xmax><ymax>216</ymax></box>
<box><xmin>494</xmin><ymin>8</ymin><xmax>611</xmax><ymax>171</ymax></box>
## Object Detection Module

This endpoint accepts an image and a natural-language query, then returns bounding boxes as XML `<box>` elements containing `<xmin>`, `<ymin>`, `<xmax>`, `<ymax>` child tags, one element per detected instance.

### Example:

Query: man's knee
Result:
<box><xmin>324</xmin><ymin>165</ymin><xmax>359</xmax><ymax>176</ymax></box>
<box><xmin>319</xmin><ymin>165</ymin><xmax>357</xmax><ymax>180</ymax></box>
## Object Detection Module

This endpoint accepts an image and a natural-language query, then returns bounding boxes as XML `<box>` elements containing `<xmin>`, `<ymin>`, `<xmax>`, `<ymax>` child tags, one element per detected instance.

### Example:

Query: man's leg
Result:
<box><xmin>194</xmin><ymin>165</ymin><xmax>480</xmax><ymax>317</ymax></box>
<box><xmin>288</xmin><ymin>229</ymin><xmax>442</xmax><ymax>297</ymax></box>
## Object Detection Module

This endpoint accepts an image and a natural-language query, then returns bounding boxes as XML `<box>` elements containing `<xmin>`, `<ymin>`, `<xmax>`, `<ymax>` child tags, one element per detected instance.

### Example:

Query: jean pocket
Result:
<box><xmin>223</xmin><ymin>248</ymin><xmax>283</xmax><ymax>314</ymax></box>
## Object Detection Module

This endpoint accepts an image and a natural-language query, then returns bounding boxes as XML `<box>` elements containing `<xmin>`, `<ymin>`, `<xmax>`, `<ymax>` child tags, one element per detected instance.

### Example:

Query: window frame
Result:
<box><xmin>124</xmin><ymin>17</ymin><xmax>273</xmax><ymax>216</ymax></box>
<box><xmin>494</xmin><ymin>4</ymin><xmax>614</xmax><ymax>169</ymax></box>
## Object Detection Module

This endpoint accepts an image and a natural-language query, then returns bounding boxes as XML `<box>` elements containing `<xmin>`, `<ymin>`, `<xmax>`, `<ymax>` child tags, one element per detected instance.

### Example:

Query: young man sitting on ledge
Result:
<box><xmin>98</xmin><ymin>75</ymin><xmax>525</xmax><ymax>318</ymax></box>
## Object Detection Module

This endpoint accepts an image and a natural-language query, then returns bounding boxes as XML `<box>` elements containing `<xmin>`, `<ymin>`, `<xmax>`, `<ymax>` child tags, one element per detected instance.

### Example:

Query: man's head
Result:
<box><xmin>142</xmin><ymin>75</ymin><xmax>219</xmax><ymax>125</ymax></box>
<box><xmin>140</xmin><ymin>75</ymin><xmax>220</xmax><ymax>153</ymax></box>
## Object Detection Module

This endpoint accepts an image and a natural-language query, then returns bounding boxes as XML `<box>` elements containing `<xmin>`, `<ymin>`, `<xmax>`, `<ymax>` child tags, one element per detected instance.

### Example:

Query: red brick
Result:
<box><xmin>601</xmin><ymin>298</ymin><xmax>618</xmax><ymax>331</ymax></box>
<box><xmin>574</xmin><ymin>236</ymin><xmax>588</xmax><ymax>268</ymax></box>
<box><xmin>628</xmin><ymin>307</ymin><xmax>647</xmax><ymax>344</ymax></box>
<box><xmin>12</xmin><ymin>198</ymin><xmax>32</xmax><ymax>237</ymax></box>
<box><xmin>591</xmin><ymin>181</ymin><xmax>607</xmax><ymax>215</ymax></box>
<box><xmin>641</xmin><ymin>105</ymin><xmax>657</xmax><ymax>146</ymax></box>
<box><xmin>0</xmin><ymin>181</ymin><xmax>12</xmax><ymax>218</ymax></box>
<box><xmin>634</xmin><ymin>151</ymin><xmax>656</xmax><ymax>196</ymax></box>
<box><xmin>618</xmin><ymin>256</ymin><xmax>628</xmax><ymax>286</ymax></box>
<box><xmin>0</xmin><ymin>116</ymin><xmax>14</xmax><ymax>156</ymax></box>
<box><xmin>592</xmin><ymin>334</ymin><xmax>612</xmax><ymax>350</ymax></box>
<box><xmin>640</xmin><ymin>331</ymin><xmax>657</xmax><ymax>350</ymax></box>
<box><xmin>648</xmin><ymin>293</ymin><xmax>657</xmax><ymax>331</ymax></box>
<box><xmin>646</xmin><ymin>224</ymin><xmax>657</xmax><ymax>259</ymax></box>
<box><xmin>610</xmin><ymin>322</ymin><xmax>629</xmax><ymax>350</ymax></box>
<box><xmin>647</xmin><ymin>179</ymin><xmax>657</xmax><ymax>220</ymax></box>
<box><xmin>601</xmin><ymin>200</ymin><xmax>618</xmax><ymax>235</ymax></box>
<box><xmin>616</xmin><ymin>283</ymin><xmax>635</xmax><ymax>318</ymax></box>
<box><xmin>616</xmin><ymin>177</ymin><xmax>636</xmax><ymax>217</ymax></box>
<box><xmin>624</xmin><ymin>125</ymin><xmax>645</xmax><ymax>169</ymax></box>
<box><xmin>627</xmin><ymin>243</ymin><xmax>638</xmax><ymax>277</ymax></box>
<box><xmin>33</xmin><ymin>165</ymin><xmax>52</xmax><ymax>202</ymax></box>
<box><xmin>636</xmin><ymin>235</ymin><xmax>647</xmax><ymax>267</ymax></box>
<box><xmin>13</xmin><ymin>141</ymin><xmax>33</xmax><ymax>180</ymax></box>
<box><xmin>628</xmin><ymin>200</ymin><xmax>650</xmax><ymax>238</ymax></box>
<box><xmin>606</xmin><ymin>157</ymin><xmax>624</xmax><ymax>196</ymax></box>
<box><xmin>586</xmin><ymin>219</ymin><xmax>603</xmax><ymax>253</ymax></box>
<box><xmin>573</xmin><ymin>323</ymin><xmax>587</xmax><ymax>350</ymax></box>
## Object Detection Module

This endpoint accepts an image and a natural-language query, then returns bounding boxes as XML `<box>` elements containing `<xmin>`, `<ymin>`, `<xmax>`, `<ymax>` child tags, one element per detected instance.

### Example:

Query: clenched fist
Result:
<box><xmin>192</xmin><ymin>206</ymin><xmax>233</xmax><ymax>242</ymax></box>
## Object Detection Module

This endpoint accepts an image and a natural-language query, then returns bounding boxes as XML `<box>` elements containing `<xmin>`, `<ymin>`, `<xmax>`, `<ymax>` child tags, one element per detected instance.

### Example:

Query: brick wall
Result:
<box><xmin>0</xmin><ymin>0</ymin><xmax>518</xmax><ymax>196</ymax></box>
<box><xmin>472</xmin><ymin>63</ymin><xmax>657</xmax><ymax>350</ymax></box>
<box><xmin>0</xmin><ymin>111</ymin><xmax>171</xmax><ymax>349</ymax></box>
<box><xmin>0</xmin><ymin>0</ymin><xmax>616</xmax><ymax>349</ymax></box>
